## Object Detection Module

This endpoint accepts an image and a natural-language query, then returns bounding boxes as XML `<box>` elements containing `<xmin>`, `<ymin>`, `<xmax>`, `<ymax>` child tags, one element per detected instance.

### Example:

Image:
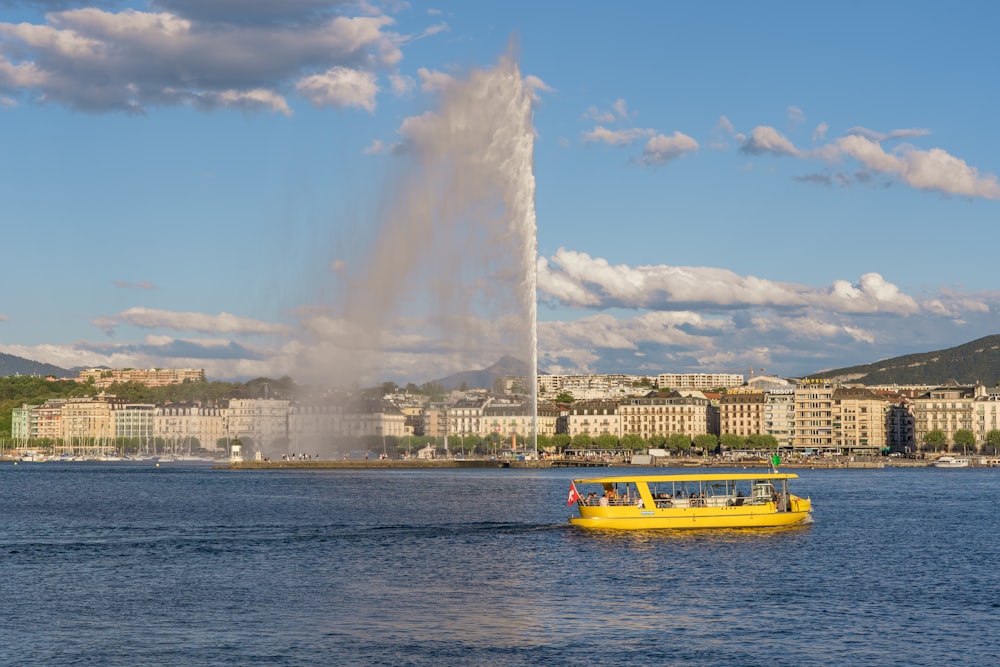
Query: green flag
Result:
<box><xmin>771</xmin><ymin>454</ymin><xmax>781</xmax><ymax>468</ymax></box>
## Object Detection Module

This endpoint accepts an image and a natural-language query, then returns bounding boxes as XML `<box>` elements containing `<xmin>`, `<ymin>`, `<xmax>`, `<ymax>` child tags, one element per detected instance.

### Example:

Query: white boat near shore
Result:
<box><xmin>933</xmin><ymin>456</ymin><xmax>970</xmax><ymax>468</ymax></box>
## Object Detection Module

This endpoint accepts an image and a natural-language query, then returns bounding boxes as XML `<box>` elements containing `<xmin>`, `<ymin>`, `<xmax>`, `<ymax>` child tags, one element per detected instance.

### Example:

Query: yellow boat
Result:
<box><xmin>567</xmin><ymin>472</ymin><xmax>812</xmax><ymax>530</ymax></box>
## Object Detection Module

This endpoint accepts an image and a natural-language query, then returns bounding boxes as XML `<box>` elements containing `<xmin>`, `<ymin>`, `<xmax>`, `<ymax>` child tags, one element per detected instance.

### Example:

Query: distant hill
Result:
<box><xmin>0</xmin><ymin>352</ymin><xmax>71</xmax><ymax>379</ymax></box>
<box><xmin>433</xmin><ymin>355</ymin><xmax>532</xmax><ymax>391</ymax></box>
<box><xmin>808</xmin><ymin>335</ymin><xmax>1000</xmax><ymax>386</ymax></box>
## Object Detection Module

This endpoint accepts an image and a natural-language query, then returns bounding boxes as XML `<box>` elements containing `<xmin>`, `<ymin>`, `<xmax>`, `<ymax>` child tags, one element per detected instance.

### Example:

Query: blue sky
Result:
<box><xmin>2</xmin><ymin>0</ymin><xmax>1000</xmax><ymax>384</ymax></box>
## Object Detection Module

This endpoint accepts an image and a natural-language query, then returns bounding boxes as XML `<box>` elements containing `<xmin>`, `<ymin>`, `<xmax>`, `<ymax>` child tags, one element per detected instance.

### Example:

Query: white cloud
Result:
<box><xmin>296</xmin><ymin>67</ymin><xmax>378</xmax><ymax>112</ymax></box>
<box><xmin>538</xmin><ymin>249</ymin><xmax>925</xmax><ymax>316</ymax></box>
<box><xmin>0</xmin><ymin>7</ymin><xmax>401</xmax><ymax>113</ymax></box>
<box><xmin>837</xmin><ymin>134</ymin><xmax>1000</xmax><ymax>199</ymax></box>
<box><xmin>640</xmin><ymin>131</ymin><xmax>698</xmax><ymax>166</ymax></box>
<box><xmin>741</xmin><ymin>126</ymin><xmax>800</xmax><ymax>156</ymax></box>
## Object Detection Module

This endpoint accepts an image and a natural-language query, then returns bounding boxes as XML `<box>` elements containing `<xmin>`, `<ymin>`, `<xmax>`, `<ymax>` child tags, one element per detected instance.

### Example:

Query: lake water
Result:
<box><xmin>1</xmin><ymin>462</ymin><xmax>997</xmax><ymax>666</ymax></box>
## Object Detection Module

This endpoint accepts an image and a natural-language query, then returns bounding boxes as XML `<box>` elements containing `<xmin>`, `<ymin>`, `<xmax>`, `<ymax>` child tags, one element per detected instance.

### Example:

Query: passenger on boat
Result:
<box><xmin>599</xmin><ymin>492</ymin><xmax>609</xmax><ymax>507</ymax></box>
<box><xmin>585</xmin><ymin>492</ymin><xmax>598</xmax><ymax>505</ymax></box>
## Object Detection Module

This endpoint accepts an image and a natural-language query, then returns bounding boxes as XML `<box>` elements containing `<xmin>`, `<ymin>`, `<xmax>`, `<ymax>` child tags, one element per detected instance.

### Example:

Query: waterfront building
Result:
<box><xmin>566</xmin><ymin>399</ymin><xmax>621</xmax><ymax>439</ymax></box>
<box><xmin>618</xmin><ymin>393</ymin><xmax>716</xmax><ymax>441</ymax></box>
<box><xmin>448</xmin><ymin>396</ymin><xmax>487</xmax><ymax>444</ymax></box>
<box><xmin>226</xmin><ymin>398</ymin><xmax>291</xmax><ymax>457</ymax></box>
<box><xmin>874</xmin><ymin>389</ymin><xmax>915</xmax><ymax>453</ymax></box>
<box><xmin>764</xmin><ymin>391</ymin><xmax>796</xmax><ymax>449</ymax></box>
<box><xmin>912</xmin><ymin>385</ymin><xmax>979</xmax><ymax>452</ymax></box>
<box><xmin>719</xmin><ymin>391</ymin><xmax>765</xmax><ymax>438</ymax></box>
<box><xmin>287</xmin><ymin>397</ymin><xmax>404</xmax><ymax>456</ymax></box>
<box><xmin>154</xmin><ymin>402</ymin><xmax>227</xmax><ymax>455</ymax></box>
<box><xmin>60</xmin><ymin>394</ymin><xmax>129</xmax><ymax>456</ymax></box>
<box><xmin>114</xmin><ymin>403</ymin><xmax>155</xmax><ymax>443</ymax></box>
<box><xmin>421</xmin><ymin>406</ymin><xmax>446</xmax><ymax>440</ymax></box>
<box><xmin>793</xmin><ymin>383</ymin><xmax>836</xmax><ymax>452</ymax></box>
<box><xmin>831</xmin><ymin>386</ymin><xmax>889</xmax><ymax>455</ymax></box>
<box><xmin>973</xmin><ymin>389</ymin><xmax>1000</xmax><ymax>452</ymax></box>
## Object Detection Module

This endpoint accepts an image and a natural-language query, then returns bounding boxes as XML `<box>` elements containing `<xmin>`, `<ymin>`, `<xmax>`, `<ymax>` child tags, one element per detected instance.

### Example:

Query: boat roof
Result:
<box><xmin>573</xmin><ymin>472</ymin><xmax>799</xmax><ymax>484</ymax></box>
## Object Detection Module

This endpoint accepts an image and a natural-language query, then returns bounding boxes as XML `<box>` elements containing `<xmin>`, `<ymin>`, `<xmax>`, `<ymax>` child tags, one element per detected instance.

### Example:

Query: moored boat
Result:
<box><xmin>568</xmin><ymin>472</ymin><xmax>812</xmax><ymax>530</ymax></box>
<box><xmin>932</xmin><ymin>456</ymin><xmax>970</xmax><ymax>468</ymax></box>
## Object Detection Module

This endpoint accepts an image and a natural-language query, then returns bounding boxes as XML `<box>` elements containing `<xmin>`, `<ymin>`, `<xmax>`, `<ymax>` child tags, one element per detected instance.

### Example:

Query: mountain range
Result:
<box><xmin>0</xmin><ymin>352</ymin><xmax>72</xmax><ymax>379</ymax></box>
<box><xmin>4</xmin><ymin>334</ymin><xmax>1000</xmax><ymax>388</ymax></box>
<box><xmin>806</xmin><ymin>334</ymin><xmax>1000</xmax><ymax>386</ymax></box>
<box><xmin>432</xmin><ymin>354</ymin><xmax>532</xmax><ymax>391</ymax></box>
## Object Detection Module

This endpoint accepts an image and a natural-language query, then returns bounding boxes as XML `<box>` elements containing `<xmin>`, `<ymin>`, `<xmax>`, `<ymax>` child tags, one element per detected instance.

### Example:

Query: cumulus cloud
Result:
<box><xmin>296</xmin><ymin>67</ymin><xmax>378</xmax><ymax>112</ymax></box>
<box><xmin>736</xmin><ymin>120</ymin><xmax>999</xmax><ymax>199</ymax></box>
<box><xmin>640</xmin><ymin>131</ymin><xmax>698</xmax><ymax>166</ymax></box>
<box><xmin>0</xmin><ymin>5</ymin><xmax>411</xmax><ymax>114</ymax></box>
<box><xmin>538</xmin><ymin>248</ymin><xmax>925</xmax><ymax>316</ymax></box>
<box><xmin>741</xmin><ymin>126</ymin><xmax>800</xmax><ymax>156</ymax></box>
<box><xmin>837</xmin><ymin>134</ymin><xmax>1000</xmax><ymax>199</ymax></box>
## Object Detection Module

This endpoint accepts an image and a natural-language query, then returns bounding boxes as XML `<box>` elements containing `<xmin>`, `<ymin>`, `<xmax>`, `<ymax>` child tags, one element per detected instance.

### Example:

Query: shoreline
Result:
<box><xmin>220</xmin><ymin>457</ymin><xmax>922</xmax><ymax>471</ymax></box>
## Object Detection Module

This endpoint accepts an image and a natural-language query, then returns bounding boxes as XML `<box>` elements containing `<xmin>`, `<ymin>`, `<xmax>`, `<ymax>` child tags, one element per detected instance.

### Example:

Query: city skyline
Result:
<box><xmin>2</xmin><ymin>1</ymin><xmax>1000</xmax><ymax>385</ymax></box>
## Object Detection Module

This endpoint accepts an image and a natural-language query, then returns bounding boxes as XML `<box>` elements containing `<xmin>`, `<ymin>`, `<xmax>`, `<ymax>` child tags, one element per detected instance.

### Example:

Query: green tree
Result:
<box><xmin>952</xmin><ymin>429</ymin><xmax>976</xmax><ymax>453</ymax></box>
<box><xmin>552</xmin><ymin>433</ymin><xmax>571</xmax><ymax>450</ymax></box>
<box><xmin>747</xmin><ymin>434</ymin><xmax>779</xmax><ymax>451</ymax></box>
<box><xmin>720</xmin><ymin>433</ymin><xmax>746</xmax><ymax>450</ymax></box>
<box><xmin>554</xmin><ymin>392</ymin><xmax>575</xmax><ymax>403</ymax></box>
<box><xmin>922</xmin><ymin>429</ymin><xmax>946</xmax><ymax>452</ymax></box>
<box><xmin>985</xmin><ymin>430</ymin><xmax>1000</xmax><ymax>456</ymax></box>
<box><xmin>594</xmin><ymin>433</ymin><xmax>619</xmax><ymax>449</ymax></box>
<box><xmin>621</xmin><ymin>433</ymin><xmax>647</xmax><ymax>451</ymax></box>
<box><xmin>571</xmin><ymin>433</ymin><xmax>593</xmax><ymax>449</ymax></box>
<box><xmin>666</xmin><ymin>433</ymin><xmax>691</xmax><ymax>453</ymax></box>
<box><xmin>693</xmin><ymin>433</ymin><xmax>718</xmax><ymax>454</ymax></box>
<box><xmin>648</xmin><ymin>433</ymin><xmax>666</xmax><ymax>448</ymax></box>
<box><xmin>535</xmin><ymin>433</ymin><xmax>552</xmax><ymax>451</ymax></box>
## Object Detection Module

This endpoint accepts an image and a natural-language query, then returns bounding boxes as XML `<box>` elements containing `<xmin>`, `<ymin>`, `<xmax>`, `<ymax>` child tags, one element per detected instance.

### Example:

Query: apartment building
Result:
<box><xmin>764</xmin><ymin>391</ymin><xmax>796</xmax><ymax>449</ymax></box>
<box><xmin>155</xmin><ymin>402</ymin><xmax>227</xmax><ymax>453</ymax></box>
<box><xmin>618</xmin><ymin>394</ymin><xmax>716</xmax><ymax>441</ymax></box>
<box><xmin>657</xmin><ymin>373</ymin><xmax>744</xmax><ymax>390</ymax></box>
<box><xmin>793</xmin><ymin>383</ymin><xmax>836</xmax><ymax>452</ymax></box>
<box><xmin>226</xmin><ymin>398</ymin><xmax>290</xmax><ymax>454</ymax></box>
<box><xmin>912</xmin><ymin>385</ymin><xmax>979</xmax><ymax>451</ymax></box>
<box><xmin>76</xmin><ymin>368</ymin><xmax>205</xmax><ymax>388</ymax></box>
<box><xmin>832</xmin><ymin>386</ymin><xmax>889</xmax><ymax>455</ymax></box>
<box><xmin>719</xmin><ymin>391</ymin><xmax>765</xmax><ymax>438</ymax></box>
<box><xmin>566</xmin><ymin>399</ymin><xmax>621</xmax><ymax>439</ymax></box>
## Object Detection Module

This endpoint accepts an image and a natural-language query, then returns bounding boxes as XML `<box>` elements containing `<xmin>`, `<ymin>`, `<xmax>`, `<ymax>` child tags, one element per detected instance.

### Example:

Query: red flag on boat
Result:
<box><xmin>567</xmin><ymin>481</ymin><xmax>581</xmax><ymax>506</ymax></box>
